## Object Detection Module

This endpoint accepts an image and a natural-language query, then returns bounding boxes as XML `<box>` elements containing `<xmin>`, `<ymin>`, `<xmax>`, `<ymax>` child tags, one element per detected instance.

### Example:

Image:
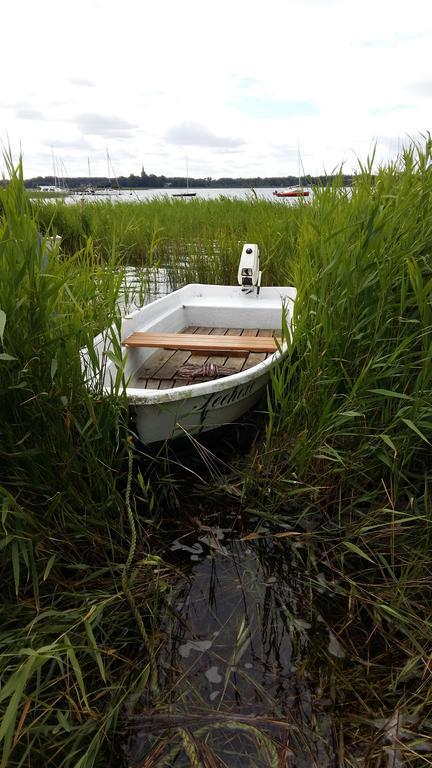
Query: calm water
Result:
<box><xmin>64</xmin><ymin>187</ymin><xmax>312</xmax><ymax>204</ymax></box>
<box><xmin>124</xmin><ymin>507</ymin><xmax>338</xmax><ymax>767</ymax></box>
<box><xmin>112</xmin><ymin>189</ymin><xmax>330</xmax><ymax>766</ymax></box>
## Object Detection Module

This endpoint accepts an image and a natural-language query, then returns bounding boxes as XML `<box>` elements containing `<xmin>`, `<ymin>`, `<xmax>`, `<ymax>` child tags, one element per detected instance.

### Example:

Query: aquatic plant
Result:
<box><xmin>31</xmin><ymin>194</ymin><xmax>302</xmax><ymax>287</ymax></box>
<box><xmin>249</xmin><ymin>137</ymin><xmax>432</xmax><ymax>763</ymax></box>
<box><xmin>0</xmin><ymin>155</ymin><xmax>172</xmax><ymax>768</ymax></box>
<box><xmin>4</xmin><ymin>138</ymin><xmax>432</xmax><ymax>766</ymax></box>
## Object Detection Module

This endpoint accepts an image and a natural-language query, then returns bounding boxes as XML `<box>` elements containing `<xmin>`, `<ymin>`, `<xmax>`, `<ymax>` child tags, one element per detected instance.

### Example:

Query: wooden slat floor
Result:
<box><xmin>134</xmin><ymin>326</ymin><xmax>281</xmax><ymax>389</ymax></box>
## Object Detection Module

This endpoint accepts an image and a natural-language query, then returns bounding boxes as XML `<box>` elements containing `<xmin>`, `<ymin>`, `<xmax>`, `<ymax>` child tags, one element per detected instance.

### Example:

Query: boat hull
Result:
<box><xmin>84</xmin><ymin>283</ymin><xmax>296</xmax><ymax>444</ymax></box>
<box><xmin>133</xmin><ymin>367</ymin><xmax>269</xmax><ymax>443</ymax></box>
<box><xmin>273</xmin><ymin>190</ymin><xmax>309</xmax><ymax>197</ymax></box>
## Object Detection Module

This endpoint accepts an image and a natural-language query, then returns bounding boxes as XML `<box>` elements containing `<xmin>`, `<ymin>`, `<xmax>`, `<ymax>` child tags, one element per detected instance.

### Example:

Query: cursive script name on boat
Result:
<box><xmin>194</xmin><ymin>381</ymin><xmax>257</xmax><ymax>412</ymax></box>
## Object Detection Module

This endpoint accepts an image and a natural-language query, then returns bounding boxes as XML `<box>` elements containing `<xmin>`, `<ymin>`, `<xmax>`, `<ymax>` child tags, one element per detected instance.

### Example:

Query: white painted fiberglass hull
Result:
<box><xmin>88</xmin><ymin>283</ymin><xmax>296</xmax><ymax>444</ymax></box>
<box><xmin>132</xmin><ymin>365</ymin><xmax>269</xmax><ymax>444</ymax></box>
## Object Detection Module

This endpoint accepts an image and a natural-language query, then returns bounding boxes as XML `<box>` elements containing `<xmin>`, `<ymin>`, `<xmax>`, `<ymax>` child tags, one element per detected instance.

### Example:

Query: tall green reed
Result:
<box><xmin>264</xmin><ymin>143</ymin><xmax>432</xmax><ymax>497</ymax></box>
<box><xmin>31</xmin><ymin>194</ymin><xmax>303</xmax><ymax>285</ymax></box>
<box><xmin>245</xmin><ymin>138</ymin><xmax>432</xmax><ymax>763</ymax></box>
<box><xmin>0</xmin><ymin>156</ymin><xmax>171</xmax><ymax>768</ymax></box>
<box><xmin>6</xmin><ymin>141</ymin><xmax>432</xmax><ymax>764</ymax></box>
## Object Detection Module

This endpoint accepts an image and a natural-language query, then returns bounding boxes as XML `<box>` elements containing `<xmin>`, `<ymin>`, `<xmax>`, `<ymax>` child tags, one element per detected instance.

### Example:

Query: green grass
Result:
<box><xmin>0</xmin><ymin>156</ymin><xmax>171</xmax><ymax>768</ymax></box>
<box><xmin>31</xmin><ymin>192</ymin><xmax>304</xmax><ymax>286</ymax></box>
<box><xmin>2</xmin><ymin>140</ymin><xmax>432</xmax><ymax>766</ymax></box>
<box><xmin>240</xmin><ymin>139</ymin><xmax>432</xmax><ymax>764</ymax></box>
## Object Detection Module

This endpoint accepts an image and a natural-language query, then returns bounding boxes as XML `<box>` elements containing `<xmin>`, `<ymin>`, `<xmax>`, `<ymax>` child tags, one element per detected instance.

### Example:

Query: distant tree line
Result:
<box><xmin>8</xmin><ymin>171</ymin><xmax>356</xmax><ymax>191</ymax></box>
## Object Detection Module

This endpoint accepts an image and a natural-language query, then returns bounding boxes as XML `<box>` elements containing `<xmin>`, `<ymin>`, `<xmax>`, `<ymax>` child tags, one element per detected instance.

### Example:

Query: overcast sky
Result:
<box><xmin>1</xmin><ymin>0</ymin><xmax>432</xmax><ymax>180</ymax></box>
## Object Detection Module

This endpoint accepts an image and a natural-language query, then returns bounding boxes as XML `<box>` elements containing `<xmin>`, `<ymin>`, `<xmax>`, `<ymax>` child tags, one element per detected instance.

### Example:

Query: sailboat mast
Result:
<box><xmin>106</xmin><ymin>148</ymin><xmax>111</xmax><ymax>186</ymax></box>
<box><xmin>51</xmin><ymin>145</ymin><xmax>57</xmax><ymax>188</ymax></box>
<box><xmin>297</xmin><ymin>139</ymin><xmax>301</xmax><ymax>189</ymax></box>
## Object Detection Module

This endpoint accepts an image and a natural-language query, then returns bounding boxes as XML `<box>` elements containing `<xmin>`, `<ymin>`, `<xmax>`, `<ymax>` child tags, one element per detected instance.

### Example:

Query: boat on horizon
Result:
<box><xmin>274</xmin><ymin>142</ymin><xmax>310</xmax><ymax>198</ymax></box>
<box><xmin>38</xmin><ymin>185</ymin><xmax>68</xmax><ymax>194</ymax></box>
<box><xmin>273</xmin><ymin>188</ymin><xmax>310</xmax><ymax>198</ymax></box>
<box><xmin>82</xmin><ymin>244</ymin><xmax>296</xmax><ymax>444</ymax></box>
<box><xmin>172</xmin><ymin>155</ymin><xmax>197</xmax><ymax>198</ymax></box>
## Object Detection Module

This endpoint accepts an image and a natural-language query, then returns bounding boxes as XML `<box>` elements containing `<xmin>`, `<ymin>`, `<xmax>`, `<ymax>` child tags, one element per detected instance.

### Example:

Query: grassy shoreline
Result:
<box><xmin>1</xmin><ymin>141</ymin><xmax>432</xmax><ymax>766</ymax></box>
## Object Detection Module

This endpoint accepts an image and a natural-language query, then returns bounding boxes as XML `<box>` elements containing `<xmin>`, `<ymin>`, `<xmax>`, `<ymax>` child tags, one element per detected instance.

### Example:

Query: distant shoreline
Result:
<box><xmin>1</xmin><ymin>172</ymin><xmax>357</xmax><ymax>192</ymax></box>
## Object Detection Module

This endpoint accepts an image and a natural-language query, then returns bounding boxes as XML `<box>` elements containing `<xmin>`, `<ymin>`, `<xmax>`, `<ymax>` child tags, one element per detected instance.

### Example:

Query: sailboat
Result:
<box><xmin>104</xmin><ymin>149</ymin><xmax>122</xmax><ymax>196</ymax></box>
<box><xmin>273</xmin><ymin>188</ymin><xmax>309</xmax><ymax>197</ymax></box>
<box><xmin>42</xmin><ymin>146</ymin><xmax>68</xmax><ymax>193</ymax></box>
<box><xmin>82</xmin><ymin>157</ymin><xmax>96</xmax><ymax>195</ymax></box>
<box><xmin>273</xmin><ymin>143</ymin><xmax>310</xmax><ymax>198</ymax></box>
<box><xmin>172</xmin><ymin>155</ymin><xmax>196</xmax><ymax>198</ymax></box>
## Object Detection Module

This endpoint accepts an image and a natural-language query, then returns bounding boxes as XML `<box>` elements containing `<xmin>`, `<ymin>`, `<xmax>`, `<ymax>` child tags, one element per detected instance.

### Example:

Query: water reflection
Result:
<box><xmin>126</xmin><ymin>528</ymin><xmax>337</xmax><ymax>767</ymax></box>
<box><xmin>118</xmin><ymin>266</ymin><xmax>179</xmax><ymax>314</ymax></box>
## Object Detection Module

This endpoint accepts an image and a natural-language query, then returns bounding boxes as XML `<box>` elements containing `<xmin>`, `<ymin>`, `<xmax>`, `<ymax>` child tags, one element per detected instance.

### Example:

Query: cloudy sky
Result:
<box><xmin>1</xmin><ymin>0</ymin><xmax>432</xmax><ymax>180</ymax></box>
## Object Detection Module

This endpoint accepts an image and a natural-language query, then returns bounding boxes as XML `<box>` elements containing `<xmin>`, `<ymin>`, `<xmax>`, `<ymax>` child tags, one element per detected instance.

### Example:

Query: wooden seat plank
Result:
<box><xmin>123</xmin><ymin>332</ymin><xmax>277</xmax><ymax>353</ymax></box>
<box><xmin>240</xmin><ymin>331</ymin><xmax>264</xmax><ymax>371</ymax></box>
<box><xmin>133</xmin><ymin>327</ymin><xmax>281</xmax><ymax>389</ymax></box>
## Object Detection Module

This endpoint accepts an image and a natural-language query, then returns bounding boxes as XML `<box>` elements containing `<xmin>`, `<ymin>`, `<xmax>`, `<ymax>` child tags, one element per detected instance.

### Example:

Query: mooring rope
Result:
<box><xmin>122</xmin><ymin>436</ymin><xmax>159</xmax><ymax>695</ymax></box>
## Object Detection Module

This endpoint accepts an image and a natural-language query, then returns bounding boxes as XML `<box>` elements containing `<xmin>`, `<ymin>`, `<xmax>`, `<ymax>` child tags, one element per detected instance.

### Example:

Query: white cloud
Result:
<box><xmin>165</xmin><ymin>122</ymin><xmax>244</xmax><ymax>148</ymax></box>
<box><xmin>405</xmin><ymin>80</ymin><xmax>432</xmax><ymax>98</ymax></box>
<box><xmin>0</xmin><ymin>0</ymin><xmax>431</xmax><ymax>178</ymax></box>
<box><xmin>69</xmin><ymin>78</ymin><xmax>95</xmax><ymax>88</ymax></box>
<box><xmin>15</xmin><ymin>108</ymin><xmax>45</xmax><ymax>120</ymax></box>
<box><xmin>74</xmin><ymin>113</ymin><xmax>136</xmax><ymax>138</ymax></box>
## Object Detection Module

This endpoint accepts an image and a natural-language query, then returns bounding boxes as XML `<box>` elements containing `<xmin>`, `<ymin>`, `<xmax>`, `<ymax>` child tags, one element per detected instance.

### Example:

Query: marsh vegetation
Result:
<box><xmin>1</xmin><ymin>139</ymin><xmax>432</xmax><ymax>766</ymax></box>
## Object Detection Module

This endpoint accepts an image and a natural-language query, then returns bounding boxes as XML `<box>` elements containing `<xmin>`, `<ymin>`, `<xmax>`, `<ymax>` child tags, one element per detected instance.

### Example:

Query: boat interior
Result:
<box><xmin>131</xmin><ymin>325</ymin><xmax>281</xmax><ymax>389</ymax></box>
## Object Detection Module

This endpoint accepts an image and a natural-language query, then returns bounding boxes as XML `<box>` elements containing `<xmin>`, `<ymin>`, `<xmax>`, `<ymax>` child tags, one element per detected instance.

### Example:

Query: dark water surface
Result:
<box><xmin>118</xmin><ymin>264</ymin><xmax>339</xmax><ymax>765</ymax></box>
<box><xmin>125</xmin><ymin>494</ymin><xmax>339</xmax><ymax>767</ymax></box>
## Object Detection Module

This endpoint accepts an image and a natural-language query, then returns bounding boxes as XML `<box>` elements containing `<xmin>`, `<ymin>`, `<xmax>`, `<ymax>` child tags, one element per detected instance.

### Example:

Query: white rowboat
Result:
<box><xmin>84</xmin><ymin>244</ymin><xmax>296</xmax><ymax>444</ymax></box>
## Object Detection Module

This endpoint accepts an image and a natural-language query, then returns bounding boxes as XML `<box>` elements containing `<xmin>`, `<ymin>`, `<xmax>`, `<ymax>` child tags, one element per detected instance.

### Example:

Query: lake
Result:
<box><xmin>64</xmin><ymin>187</ymin><xmax>312</xmax><ymax>204</ymax></box>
